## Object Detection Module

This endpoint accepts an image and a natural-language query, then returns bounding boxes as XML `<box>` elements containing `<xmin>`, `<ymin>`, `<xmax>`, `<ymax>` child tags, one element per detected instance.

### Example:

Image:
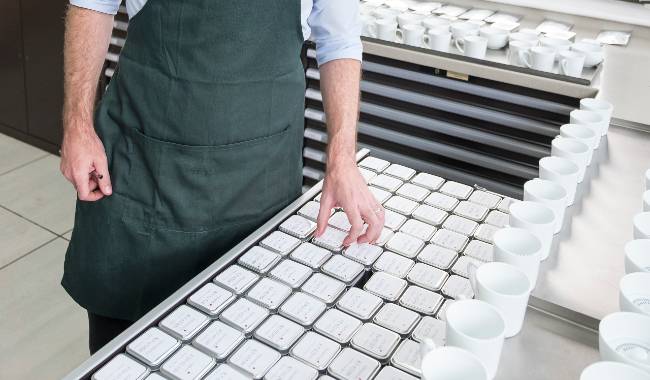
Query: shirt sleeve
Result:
<box><xmin>69</xmin><ymin>0</ymin><xmax>121</xmax><ymax>15</ymax></box>
<box><xmin>308</xmin><ymin>0</ymin><xmax>363</xmax><ymax>65</ymax></box>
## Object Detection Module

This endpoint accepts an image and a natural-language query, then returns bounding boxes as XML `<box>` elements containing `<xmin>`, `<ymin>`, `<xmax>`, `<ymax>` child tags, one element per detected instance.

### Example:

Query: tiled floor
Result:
<box><xmin>0</xmin><ymin>134</ymin><xmax>88</xmax><ymax>380</ymax></box>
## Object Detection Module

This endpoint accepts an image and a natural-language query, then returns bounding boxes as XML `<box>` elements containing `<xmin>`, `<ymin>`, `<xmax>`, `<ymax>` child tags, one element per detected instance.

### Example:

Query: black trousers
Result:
<box><xmin>88</xmin><ymin>312</ymin><xmax>134</xmax><ymax>354</ymax></box>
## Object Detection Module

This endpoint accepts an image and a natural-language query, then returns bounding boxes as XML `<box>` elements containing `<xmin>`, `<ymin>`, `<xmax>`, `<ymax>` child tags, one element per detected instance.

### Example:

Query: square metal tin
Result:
<box><xmin>160</xmin><ymin>345</ymin><xmax>215</xmax><ymax>380</ymax></box>
<box><xmin>363</xmin><ymin>272</ymin><xmax>408</xmax><ymax>302</ymax></box>
<box><xmin>253</xmin><ymin>314</ymin><xmax>305</xmax><ymax>352</ymax></box>
<box><xmin>159</xmin><ymin>305</ymin><xmax>211</xmax><ymax>341</ymax></box>
<box><xmin>246</xmin><ymin>277</ymin><xmax>292</xmax><ymax>310</ymax></box>
<box><xmin>336</xmin><ymin>287</ymin><xmax>383</xmax><ymax>321</ymax></box>
<box><xmin>192</xmin><ymin>320</ymin><xmax>245</xmax><ymax>360</ymax></box>
<box><xmin>126</xmin><ymin>327</ymin><xmax>180</xmax><ymax>367</ymax></box>
<box><xmin>301</xmin><ymin>273</ymin><xmax>346</xmax><ymax>305</ymax></box>
<box><xmin>219</xmin><ymin>298</ymin><xmax>269</xmax><ymax>334</ymax></box>
<box><xmin>187</xmin><ymin>283</ymin><xmax>235</xmax><ymax>317</ymax></box>
<box><xmin>399</xmin><ymin>286</ymin><xmax>444</xmax><ymax>315</ymax></box>
<box><xmin>290</xmin><ymin>242</ymin><xmax>332</xmax><ymax>269</ymax></box>
<box><xmin>327</xmin><ymin>348</ymin><xmax>380</xmax><ymax>380</ymax></box>
<box><xmin>313</xmin><ymin>308</ymin><xmax>363</xmax><ymax>344</ymax></box>
<box><xmin>373</xmin><ymin>303</ymin><xmax>420</xmax><ymax>335</ymax></box>
<box><xmin>350</xmin><ymin>323</ymin><xmax>400</xmax><ymax>360</ymax></box>
<box><xmin>228</xmin><ymin>340</ymin><xmax>281</xmax><ymax>379</ymax></box>
<box><xmin>214</xmin><ymin>265</ymin><xmax>259</xmax><ymax>295</ymax></box>
<box><xmin>406</xmin><ymin>262</ymin><xmax>448</xmax><ymax>291</ymax></box>
<box><xmin>289</xmin><ymin>331</ymin><xmax>341</xmax><ymax>371</ymax></box>
<box><xmin>279</xmin><ymin>292</ymin><xmax>327</xmax><ymax>327</ymax></box>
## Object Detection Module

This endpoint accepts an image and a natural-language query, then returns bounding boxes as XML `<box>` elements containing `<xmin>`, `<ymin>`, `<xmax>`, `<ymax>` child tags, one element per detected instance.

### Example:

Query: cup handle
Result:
<box><xmin>467</xmin><ymin>261</ymin><xmax>480</xmax><ymax>296</ymax></box>
<box><xmin>368</xmin><ymin>24</ymin><xmax>377</xmax><ymax>39</ymax></box>
<box><xmin>454</xmin><ymin>37</ymin><xmax>464</xmax><ymax>53</ymax></box>
<box><xmin>396</xmin><ymin>29</ymin><xmax>403</xmax><ymax>44</ymax></box>
<box><xmin>560</xmin><ymin>58</ymin><xmax>568</xmax><ymax>75</ymax></box>
<box><xmin>423</xmin><ymin>34</ymin><xmax>430</xmax><ymax>48</ymax></box>
<box><xmin>519</xmin><ymin>50</ymin><xmax>533</xmax><ymax>68</ymax></box>
<box><xmin>419</xmin><ymin>338</ymin><xmax>437</xmax><ymax>363</ymax></box>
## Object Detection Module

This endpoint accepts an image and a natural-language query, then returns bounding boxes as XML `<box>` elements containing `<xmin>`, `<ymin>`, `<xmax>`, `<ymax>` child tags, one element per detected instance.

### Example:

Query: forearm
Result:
<box><xmin>63</xmin><ymin>5</ymin><xmax>114</xmax><ymax>133</ymax></box>
<box><xmin>319</xmin><ymin>58</ymin><xmax>362</xmax><ymax>171</ymax></box>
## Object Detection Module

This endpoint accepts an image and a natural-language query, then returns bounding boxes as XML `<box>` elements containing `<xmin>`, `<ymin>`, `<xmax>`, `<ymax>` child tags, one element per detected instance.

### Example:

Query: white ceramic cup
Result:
<box><xmin>571</xmin><ymin>42</ymin><xmax>604</xmax><ymax>67</ymax></box>
<box><xmin>426</xmin><ymin>28</ymin><xmax>452</xmax><ymax>52</ymax></box>
<box><xmin>400</xmin><ymin>23</ymin><xmax>427</xmax><ymax>46</ymax></box>
<box><xmin>539</xmin><ymin>36</ymin><xmax>572</xmax><ymax>56</ymax></box>
<box><xmin>422</xmin><ymin>17</ymin><xmax>451</xmax><ymax>31</ymax></box>
<box><xmin>551</xmin><ymin>137</ymin><xmax>590</xmax><ymax>183</ymax></box>
<box><xmin>420</xmin><ymin>339</ymin><xmax>489</xmax><ymax>380</ymax></box>
<box><xmin>507</xmin><ymin>40</ymin><xmax>535</xmax><ymax>66</ymax></box>
<box><xmin>580</xmin><ymin>98</ymin><xmax>613</xmax><ymax>135</ymax></box>
<box><xmin>646</xmin><ymin>169</ymin><xmax>650</xmax><ymax>191</ymax></box>
<box><xmin>371</xmin><ymin>7</ymin><xmax>400</xmax><ymax>22</ymax></box>
<box><xmin>479</xmin><ymin>26</ymin><xmax>509</xmax><ymax>49</ymax></box>
<box><xmin>644</xmin><ymin>190</ymin><xmax>650</xmax><ymax>212</ymax></box>
<box><xmin>455</xmin><ymin>36</ymin><xmax>488</xmax><ymax>59</ymax></box>
<box><xmin>599</xmin><ymin>312</ymin><xmax>650</xmax><ymax>372</ymax></box>
<box><xmin>560</xmin><ymin>124</ymin><xmax>598</xmax><ymax>165</ymax></box>
<box><xmin>625</xmin><ymin>240</ymin><xmax>650</xmax><ymax>274</ymax></box>
<box><xmin>445</xmin><ymin>299</ymin><xmax>506</xmax><ymax>379</ymax></box>
<box><xmin>368</xmin><ymin>18</ymin><xmax>400</xmax><ymax>42</ymax></box>
<box><xmin>520</xmin><ymin>46</ymin><xmax>556</xmax><ymax>72</ymax></box>
<box><xmin>450</xmin><ymin>21</ymin><xmax>480</xmax><ymax>40</ymax></box>
<box><xmin>634</xmin><ymin>212</ymin><xmax>650</xmax><ymax>239</ymax></box>
<box><xmin>620</xmin><ymin>272</ymin><xmax>650</xmax><ymax>316</ymax></box>
<box><xmin>397</xmin><ymin>12</ymin><xmax>426</xmax><ymax>28</ymax></box>
<box><xmin>539</xmin><ymin>156</ymin><xmax>580</xmax><ymax>205</ymax></box>
<box><xmin>570</xmin><ymin>109</ymin><xmax>606</xmax><ymax>144</ymax></box>
<box><xmin>559</xmin><ymin>50</ymin><xmax>585</xmax><ymax>77</ymax></box>
<box><xmin>580</xmin><ymin>361</ymin><xmax>650</xmax><ymax>380</ymax></box>
<box><xmin>468</xmin><ymin>262</ymin><xmax>532</xmax><ymax>338</ymax></box>
<box><xmin>493</xmin><ymin>227</ymin><xmax>542</xmax><ymax>288</ymax></box>
<box><xmin>509</xmin><ymin>201</ymin><xmax>556</xmax><ymax>261</ymax></box>
<box><xmin>523</xmin><ymin>179</ymin><xmax>568</xmax><ymax>234</ymax></box>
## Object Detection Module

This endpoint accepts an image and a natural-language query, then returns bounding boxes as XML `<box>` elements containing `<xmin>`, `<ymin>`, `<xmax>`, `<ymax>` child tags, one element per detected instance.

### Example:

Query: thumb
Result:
<box><xmin>93</xmin><ymin>156</ymin><xmax>113</xmax><ymax>196</ymax></box>
<box><xmin>315</xmin><ymin>196</ymin><xmax>334</xmax><ymax>237</ymax></box>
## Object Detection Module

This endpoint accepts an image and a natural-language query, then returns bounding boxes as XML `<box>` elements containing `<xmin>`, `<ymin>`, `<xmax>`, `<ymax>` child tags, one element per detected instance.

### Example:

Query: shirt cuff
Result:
<box><xmin>69</xmin><ymin>0</ymin><xmax>120</xmax><ymax>15</ymax></box>
<box><xmin>315</xmin><ymin>38</ymin><xmax>363</xmax><ymax>66</ymax></box>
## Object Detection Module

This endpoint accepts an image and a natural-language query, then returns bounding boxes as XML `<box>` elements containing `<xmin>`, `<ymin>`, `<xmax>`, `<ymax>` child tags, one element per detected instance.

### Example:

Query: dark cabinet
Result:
<box><xmin>0</xmin><ymin>0</ymin><xmax>28</xmax><ymax>132</ymax></box>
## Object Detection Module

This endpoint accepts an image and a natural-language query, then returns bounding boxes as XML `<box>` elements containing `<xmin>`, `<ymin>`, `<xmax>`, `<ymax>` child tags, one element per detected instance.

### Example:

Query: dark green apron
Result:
<box><xmin>62</xmin><ymin>0</ymin><xmax>305</xmax><ymax>320</ymax></box>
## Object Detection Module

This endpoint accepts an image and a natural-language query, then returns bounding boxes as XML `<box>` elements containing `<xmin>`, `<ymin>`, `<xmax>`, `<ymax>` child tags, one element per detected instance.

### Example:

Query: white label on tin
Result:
<box><xmin>265</xmin><ymin>356</ymin><xmax>318</xmax><ymax>380</ymax></box>
<box><xmin>159</xmin><ymin>305</ymin><xmax>209</xmax><ymax>341</ymax></box>
<box><xmin>407</xmin><ymin>263</ymin><xmax>448</xmax><ymax>291</ymax></box>
<box><xmin>441</xmin><ymin>275</ymin><xmax>474</xmax><ymax>300</ymax></box>
<box><xmin>412</xmin><ymin>204</ymin><xmax>448</xmax><ymax>226</ymax></box>
<box><xmin>399</xmin><ymin>286</ymin><xmax>443</xmax><ymax>314</ymax></box>
<box><xmin>358</xmin><ymin>156</ymin><xmax>390</xmax><ymax>172</ymax></box>
<box><xmin>127</xmin><ymin>328</ymin><xmax>179</xmax><ymax>366</ymax></box>
<box><xmin>314</xmin><ymin>309</ymin><xmax>362</xmax><ymax>343</ymax></box>
<box><xmin>203</xmin><ymin>364</ymin><xmax>250</xmax><ymax>380</ymax></box>
<box><xmin>301</xmin><ymin>273</ymin><xmax>346</xmax><ymax>304</ymax></box>
<box><xmin>385</xmin><ymin>232</ymin><xmax>424</xmax><ymax>258</ymax></box>
<box><xmin>92</xmin><ymin>354</ymin><xmax>148</xmax><ymax>380</ymax></box>
<box><xmin>373</xmin><ymin>303</ymin><xmax>419</xmax><ymax>335</ymax></box>
<box><xmin>290</xmin><ymin>242</ymin><xmax>331</xmax><ymax>269</ymax></box>
<box><xmin>344</xmin><ymin>243</ymin><xmax>383</xmax><ymax>266</ymax></box>
<box><xmin>440</xmin><ymin>181</ymin><xmax>473</xmax><ymax>199</ymax></box>
<box><xmin>279</xmin><ymin>215</ymin><xmax>317</xmax><ymax>239</ymax></box>
<box><xmin>376</xmin><ymin>228</ymin><xmax>394</xmax><ymax>247</ymax></box>
<box><xmin>160</xmin><ymin>345</ymin><xmax>214</xmax><ymax>380</ymax></box>
<box><xmin>254</xmin><ymin>315</ymin><xmax>305</xmax><ymax>351</ymax></box>
<box><xmin>474</xmin><ymin>224</ymin><xmax>499</xmax><ymax>243</ymax></box>
<box><xmin>485</xmin><ymin>210</ymin><xmax>509</xmax><ymax>228</ymax></box>
<box><xmin>368</xmin><ymin>186</ymin><xmax>392</xmax><ymax>204</ymax></box>
<box><xmin>399</xmin><ymin>219</ymin><xmax>436</xmax><ymax>241</ymax></box>
<box><xmin>463</xmin><ymin>240</ymin><xmax>494</xmax><ymax>262</ymax></box>
<box><xmin>364</xmin><ymin>272</ymin><xmax>407</xmax><ymax>301</ymax></box>
<box><xmin>411</xmin><ymin>173</ymin><xmax>444</xmax><ymax>191</ymax></box>
<box><xmin>329</xmin><ymin>211</ymin><xmax>352</xmax><ymax>232</ymax></box>
<box><xmin>396</xmin><ymin>183</ymin><xmax>430</xmax><ymax>202</ymax></box>
<box><xmin>322</xmin><ymin>255</ymin><xmax>364</xmax><ymax>283</ymax></box>
<box><xmin>417</xmin><ymin>244</ymin><xmax>458</xmax><ymax>269</ymax></box>
<box><xmin>269</xmin><ymin>260</ymin><xmax>311</xmax><ymax>288</ymax></box>
<box><xmin>214</xmin><ymin>265</ymin><xmax>258</xmax><ymax>295</ymax></box>
<box><xmin>423</xmin><ymin>192</ymin><xmax>459</xmax><ymax>212</ymax></box>
<box><xmin>188</xmin><ymin>283</ymin><xmax>234</xmax><ymax>316</ymax></box>
<box><xmin>193</xmin><ymin>321</ymin><xmax>244</xmax><ymax>360</ymax></box>
<box><xmin>469</xmin><ymin>190</ymin><xmax>501</xmax><ymax>208</ymax></box>
<box><xmin>454</xmin><ymin>201</ymin><xmax>489</xmax><ymax>222</ymax></box>
<box><xmin>337</xmin><ymin>288</ymin><xmax>383</xmax><ymax>320</ymax></box>
<box><xmin>373</xmin><ymin>251</ymin><xmax>415</xmax><ymax>278</ymax></box>
<box><xmin>442</xmin><ymin>215</ymin><xmax>478</xmax><ymax>236</ymax></box>
<box><xmin>391</xmin><ymin>340</ymin><xmax>422</xmax><ymax>377</ymax></box>
<box><xmin>328</xmin><ymin>348</ymin><xmax>380</xmax><ymax>380</ymax></box>
<box><xmin>369</xmin><ymin>174</ymin><xmax>403</xmax><ymax>192</ymax></box>
<box><xmin>291</xmin><ymin>331</ymin><xmax>341</xmax><ymax>370</ymax></box>
<box><xmin>220</xmin><ymin>298</ymin><xmax>269</xmax><ymax>333</ymax></box>
<box><xmin>298</xmin><ymin>201</ymin><xmax>322</xmax><ymax>221</ymax></box>
<box><xmin>229</xmin><ymin>340</ymin><xmax>280</xmax><ymax>379</ymax></box>
<box><xmin>260</xmin><ymin>231</ymin><xmax>301</xmax><ymax>255</ymax></box>
<box><xmin>384</xmin><ymin>164</ymin><xmax>416</xmax><ymax>181</ymax></box>
<box><xmin>280</xmin><ymin>292</ymin><xmax>327</xmax><ymax>326</ymax></box>
<box><xmin>238</xmin><ymin>246</ymin><xmax>280</xmax><ymax>273</ymax></box>
<box><xmin>351</xmin><ymin>323</ymin><xmax>400</xmax><ymax>359</ymax></box>
<box><xmin>431</xmin><ymin>229</ymin><xmax>468</xmax><ymax>252</ymax></box>
<box><xmin>384</xmin><ymin>196</ymin><xmax>419</xmax><ymax>216</ymax></box>
<box><xmin>246</xmin><ymin>278</ymin><xmax>292</xmax><ymax>309</ymax></box>
<box><xmin>312</xmin><ymin>226</ymin><xmax>347</xmax><ymax>251</ymax></box>
<box><xmin>384</xmin><ymin>209</ymin><xmax>407</xmax><ymax>231</ymax></box>
<box><xmin>412</xmin><ymin>316</ymin><xmax>447</xmax><ymax>345</ymax></box>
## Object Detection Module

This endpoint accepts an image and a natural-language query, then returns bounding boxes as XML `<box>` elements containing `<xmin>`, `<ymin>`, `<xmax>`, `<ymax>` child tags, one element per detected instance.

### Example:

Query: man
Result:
<box><xmin>60</xmin><ymin>0</ymin><xmax>385</xmax><ymax>354</ymax></box>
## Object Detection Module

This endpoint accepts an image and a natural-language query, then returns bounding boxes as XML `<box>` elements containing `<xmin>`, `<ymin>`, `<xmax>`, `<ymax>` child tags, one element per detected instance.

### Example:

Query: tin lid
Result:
<box><xmin>406</xmin><ymin>262</ymin><xmax>448</xmax><ymax>291</ymax></box>
<box><xmin>265</xmin><ymin>356</ymin><xmax>319</xmax><ymax>380</ymax></box>
<box><xmin>485</xmin><ymin>210</ymin><xmax>509</xmax><ymax>228</ymax></box>
<box><xmin>497</xmin><ymin>197</ymin><xmax>517</xmax><ymax>213</ymax></box>
<box><xmin>389</xmin><ymin>340</ymin><xmax>422</xmax><ymax>377</ymax></box>
<box><xmin>328</xmin><ymin>211</ymin><xmax>352</xmax><ymax>232</ymax></box>
<box><xmin>313</xmin><ymin>308</ymin><xmax>362</xmax><ymax>344</ymax></box>
<box><xmin>384</xmin><ymin>210</ymin><xmax>407</xmax><ymax>231</ymax></box>
<box><xmin>463</xmin><ymin>240</ymin><xmax>494</xmax><ymax>262</ymax></box>
<box><xmin>375</xmin><ymin>366</ymin><xmax>418</xmax><ymax>380</ymax></box>
<box><xmin>373</xmin><ymin>303</ymin><xmax>420</xmax><ymax>335</ymax></box>
<box><xmin>321</xmin><ymin>255</ymin><xmax>364</xmax><ymax>284</ymax></box>
<box><xmin>373</xmin><ymin>251</ymin><xmax>415</xmax><ymax>278</ymax></box>
<box><xmin>441</xmin><ymin>275</ymin><xmax>474</xmax><ymax>300</ymax></box>
<box><xmin>468</xmin><ymin>190</ymin><xmax>501</xmax><ymax>208</ymax></box>
<box><xmin>384</xmin><ymin>196</ymin><xmax>419</xmax><ymax>216</ymax></box>
<box><xmin>350</xmin><ymin>323</ymin><xmax>400</xmax><ymax>360</ymax></box>
<box><xmin>423</xmin><ymin>192</ymin><xmax>459</xmax><ymax>212</ymax></box>
<box><xmin>358</xmin><ymin>156</ymin><xmax>390</xmax><ymax>172</ymax></box>
<box><xmin>368</xmin><ymin>186</ymin><xmax>392</xmax><ymax>204</ymax></box>
<box><xmin>187</xmin><ymin>283</ymin><xmax>235</xmax><ymax>317</ymax></box>
<box><xmin>290</xmin><ymin>331</ymin><xmax>341</xmax><ymax>371</ymax></box>
<box><xmin>384</xmin><ymin>164</ymin><xmax>416</xmax><ymax>181</ymax></box>
<box><xmin>411</xmin><ymin>173</ymin><xmax>445</xmax><ymax>191</ymax></box>
<box><xmin>399</xmin><ymin>219</ymin><xmax>436</xmax><ymax>241</ymax></box>
<box><xmin>376</xmin><ymin>228</ymin><xmax>394</xmax><ymax>247</ymax></box>
<box><xmin>343</xmin><ymin>243</ymin><xmax>383</xmax><ymax>266</ymax></box>
<box><xmin>439</xmin><ymin>181</ymin><xmax>473</xmax><ymax>199</ymax></box>
<box><xmin>453</xmin><ymin>201</ymin><xmax>489</xmax><ymax>222</ymax></box>
<box><xmin>364</xmin><ymin>272</ymin><xmax>408</xmax><ymax>301</ymax></box>
<box><xmin>298</xmin><ymin>201</ymin><xmax>323</xmax><ymax>221</ymax></box>
<box><xmin>279</xmin><ymin>215</ymin><xmax>317</xmax><ymax>239</ymax></box>
<box><xmin>312</xmin><ymin>226</ymin><xmax>347</xmax><ymax>252</ymax></box>
<box><xmin>127</xmin><ymin>327</ymin><xmax>180</xmax><ymax>367</ymax></box>
<box><xmin>358</xmin><ymin>167</ymin><xmax>377</xmax><ymax>183</ymax></box>
<box><xmin>219</xmin><ymin>298</ymin><xmax>269</xmax><ymax>334</ymax></box>
<box><xmin>290</xmin><ymin>242</ymin><xmax>332</xmax><ymax>269</ymax></box>
<box><xmin>214</xmin><ymin>265</ymin><xmax>259</xmax><ymax>295</ymax></box>
<box><xmin>268</xmin><ymin>260</ymin><xmax>312</xmax><ymax>288</ymax></box>
<box><xmin>92</xmin><ymin>353</ymin><xmax>149</xmax><ymax>380</ymax></box>
<box><xmin>301</xmin><ymin>273</ymin><xmax>346</xmax><ymax>304</ymax></box>
<box><xmin>336</xmin><ymin>287</ymin><xmax>383</xmax><ymax>321</ymax></box>
<box><xmin>396</xmin><ymin>183</ymin><xmax>430</xmax><ymax>202</ymax></box>
<box><xmin>159</xmin><ymin>305</ymin><xmax>210</xmax><ymax>341</ymax></box>
<box><xmin>431</xmin><ymin>229</ymin><xmax>469</xmax><ymax>252</ymax></box>
<box><xmin>279</xmin><ymin>292</ymin><xmax>327</xmax><ymax>326</ymax></box>
<box><xmin>192</xmin><ymin>321</ymin><xmax>245</xmax><ymax>360</ymax></box>
<box><xmin>451</xmin><ymin>255</ymin><xmax>483</xmax><ymax>278</ymax></box>
<box><xmin>411</xmin><ymin>316</ymin><xmax>446</xmax><ymax>346</ymax></box>
<box><xmin>246</xmin><ymin>277</ymin><xmax>292</xmax><ymax>310</ymax></box>
<box><xmin>327</xmin><ymin>348</ymin><xmax>380</xmax><ymax>380</ymax></box>
<box><xmin>238</xmin><ymin>246</ymin><xmax>281</xmax><ymax>274</ymax></box>
<box><xmin>385</xmin><ymin>232</ymin><xmax>424</xmax><ymax>259</ymax></box>
<box><xmin>441</xmin><ymin>215</ymin><xmax>478</xmax><ymax>236</ymax></box>
<box><xmin>399</xmin><ymin>286</ymin><xmax>444</xmax><ymax>315</ymax></box>
<box><xmin>436</xmin><ymin>299</ymin><xmax>455</xmax><ymax>321</ymax></box>
<box><xmin>203</xmin><ymin>364</ymin><xmax>251</xmax><ymax>380</ymax></box>
<box><xmin>253</xmin><ymin>315</ymin><xmax>305</xmax><ymax>352</ymax></box>
<box><xmin>411</xmin><ymin>204</ymin><xmax>448</xmax><ymax>226</ymax></box>
<box><xmin>474</xmin><ymin>223</ymin><xmax>499</xmax><ymax>244</ymax></box>
<box><xmin>417</xmin><ymin>244</ymin><xmax>458</xmax><ymax>270</ymax></box>
<box><xmin>160</xmin><ymin>345</ymin><xmax>215</xmax><ymax>380</ymax></box>
<box><xmin>369</xmin><ymin>174</ymin><xmax>403</xmax><ymax>192</ymax></box>
<box><xmin>260</xmin><ymin>231</ymin><xmax>301</xmax><ymax>256</ymax></box>
<box><xmin>228</xmin><ymin>340</ymin><xmax>281</xmax><ymax>379</ymax></box>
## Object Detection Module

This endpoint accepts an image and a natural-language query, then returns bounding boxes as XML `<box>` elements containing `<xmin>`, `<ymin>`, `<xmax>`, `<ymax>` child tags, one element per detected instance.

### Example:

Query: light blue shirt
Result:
<box><xmin>69</xmin><ymin>0</ymin><xmax>362</xmax><ymax>65</ymax></box>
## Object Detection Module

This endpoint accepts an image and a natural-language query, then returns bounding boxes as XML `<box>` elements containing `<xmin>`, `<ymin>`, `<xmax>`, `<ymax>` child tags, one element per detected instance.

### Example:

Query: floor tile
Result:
<box><xmin>0</xmin><ymin>134</ymin><xmax>48</xmax><ymax>175</ymax></box>
<box><xmin>0</xmin><ymin>155</ymin><xmax>76</xmax><ymax>234</ymax></box>
<box><xmin>0</xmin><ymin>207</ymin><xmax>56</xmax><ymax>269</ymax></box>
<box><xmin>0</xmin><ymin>239</ymin><xmax>88</xmax><ymax>380</ymax></box>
